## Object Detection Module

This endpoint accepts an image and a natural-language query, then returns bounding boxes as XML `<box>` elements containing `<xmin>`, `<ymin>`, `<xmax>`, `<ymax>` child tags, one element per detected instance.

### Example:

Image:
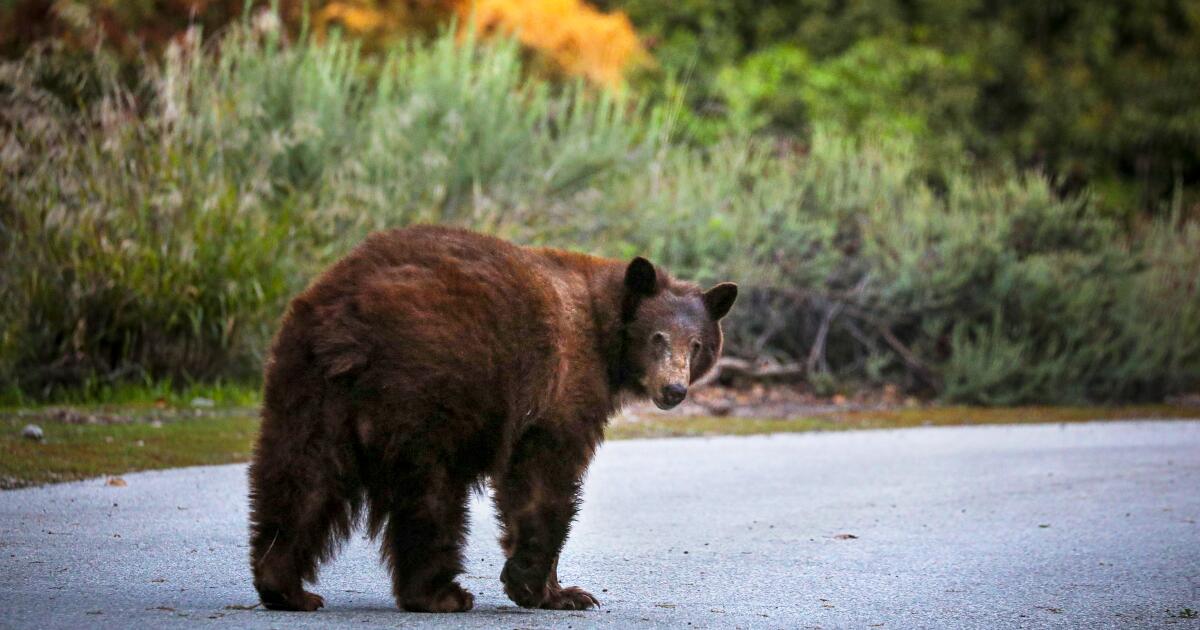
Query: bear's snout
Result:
<box><xmin>656</xmin><ymin>383</ymin><xmax>688</xmax><ymax>409</ymax></box>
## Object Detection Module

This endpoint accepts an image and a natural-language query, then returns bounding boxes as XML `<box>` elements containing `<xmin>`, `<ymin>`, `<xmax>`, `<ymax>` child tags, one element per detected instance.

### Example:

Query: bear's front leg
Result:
<box><xmin>493</xmin><ymin>426</ymin><xmax>600</xmax><ymax>610</ymax></box>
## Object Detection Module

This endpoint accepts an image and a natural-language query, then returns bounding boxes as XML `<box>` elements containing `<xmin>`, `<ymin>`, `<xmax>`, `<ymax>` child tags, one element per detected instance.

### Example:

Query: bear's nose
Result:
<box><xmin>660</xmin><ymin>383</ymin><xmax>687</xmax><ymax>406</ymax></box>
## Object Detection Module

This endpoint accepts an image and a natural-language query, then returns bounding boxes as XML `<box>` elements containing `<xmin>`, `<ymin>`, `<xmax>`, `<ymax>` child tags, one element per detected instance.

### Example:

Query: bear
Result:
<box><xmin>247</xmin><ymin>225</ymin><xmax>737</xmax><ymax>613</ymax></box>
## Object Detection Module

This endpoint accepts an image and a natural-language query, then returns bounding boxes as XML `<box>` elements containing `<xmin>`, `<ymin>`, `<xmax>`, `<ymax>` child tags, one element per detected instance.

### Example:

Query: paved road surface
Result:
<box><xmin>2</xmin><ymin>421</ymin><xmax>1198</xmax><ymax>629</ymax></box>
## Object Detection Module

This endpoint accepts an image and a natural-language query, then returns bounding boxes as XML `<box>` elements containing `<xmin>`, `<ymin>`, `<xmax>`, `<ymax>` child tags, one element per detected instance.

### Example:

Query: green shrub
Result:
<box><xmin>713</xmin><ymin>39</ymin><xmax>974</xmax><ymax>153</ymax></box>
<box><xmin>581</xmin><ymin>132</ymin><xmax>1200</xmax><ymax>403</ymax></box>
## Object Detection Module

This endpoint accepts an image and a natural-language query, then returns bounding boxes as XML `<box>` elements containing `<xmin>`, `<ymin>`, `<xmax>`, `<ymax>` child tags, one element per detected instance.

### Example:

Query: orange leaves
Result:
<box><xmin>312</xmin><ymin>0</ymin><xmax>646</xmax><ymax>87</ymax></box>
<box><xmin>460</xmin><ymin>0</ymin><xmax>647</xmax><ymax>87</ymax></box>
<box><xmin>314</xmin><ymin>1</ymin><xmax>449</xmax><ymax>46</ymax></box>
<box><xmin>316</xmin><ymin>3</ymin><xmax>398</xmax><ymax>37</ymax></box>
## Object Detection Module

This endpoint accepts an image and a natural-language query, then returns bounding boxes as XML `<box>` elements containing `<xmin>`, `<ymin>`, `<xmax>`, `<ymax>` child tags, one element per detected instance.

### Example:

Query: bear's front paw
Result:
<box><xmin>540</xmin><ymin>585</ymin><xmax>600</xmax><ymax>610</ymax></box>
<box><xmin>500</xmin><ymin>558</ymin><xmax>547</xmax><ymax>608</ymax></box>
<box><xmin>501</xmin><ymin>576</ymin><xmax>547</xmax><ymax>608</ymax></box>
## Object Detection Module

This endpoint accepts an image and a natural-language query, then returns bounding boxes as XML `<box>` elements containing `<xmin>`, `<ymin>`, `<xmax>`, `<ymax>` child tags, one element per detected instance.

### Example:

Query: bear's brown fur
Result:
<box><xmin>248</xmin><ymin>225</ymin><xmax>736</xmax><ymax>612</ymax></box>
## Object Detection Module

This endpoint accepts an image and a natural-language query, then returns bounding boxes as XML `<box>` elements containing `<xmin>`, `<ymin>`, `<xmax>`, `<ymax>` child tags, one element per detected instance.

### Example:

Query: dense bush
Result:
<box><xmin>606</xmin><ymin>0</ymin><xmax>1200</xmax><ymax>212</ymax></box>
<box><xmin>2</xmin><ymin>22</ymin><xmax>1197</xmax><ymax>403</ymax></box>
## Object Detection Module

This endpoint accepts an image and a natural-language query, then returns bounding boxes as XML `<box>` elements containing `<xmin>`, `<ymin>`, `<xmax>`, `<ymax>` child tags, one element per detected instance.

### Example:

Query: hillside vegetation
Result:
<box><xmin>2</xmin><ymin>16</ymin><xmax>1198</xmax><ymax>404</ymax></box>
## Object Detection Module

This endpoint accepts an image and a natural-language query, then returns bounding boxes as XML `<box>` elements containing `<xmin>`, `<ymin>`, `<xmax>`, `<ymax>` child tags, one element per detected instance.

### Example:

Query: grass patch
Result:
<box><xmin>3</xmin><ymin>404</ymin><xmax>1198</xmax><ymax>488</ymax></box>
<box><xmin>0</xmin><ymin>412</ymin><xmax>258</xmax><ymax>489</ymax></box>
<box><xmin>609</xmin><ymin>405</ymin><xmax>1200</xmax><ymax>440</ymax></box>
<box><xmin>0</xmin><ymin>381</ymin><xmax>261</xmax><ymax>411</ymax></box>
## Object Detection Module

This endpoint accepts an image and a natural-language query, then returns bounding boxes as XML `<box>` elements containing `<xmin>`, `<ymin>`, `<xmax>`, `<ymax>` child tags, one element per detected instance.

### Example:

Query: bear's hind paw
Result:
<box><xmin>261</xmin><ymin>589</ymin><xmax>324</xmax><ymax>612</ymax></box>
<box><xmin>400</xmin><ymin>582</ymin><xmax>475</xmax><ymax>613</ymax></box>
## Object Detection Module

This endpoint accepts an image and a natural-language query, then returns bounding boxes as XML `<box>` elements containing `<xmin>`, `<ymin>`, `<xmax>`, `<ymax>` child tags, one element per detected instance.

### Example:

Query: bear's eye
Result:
<box><xmin>651</xmin><ymin>332</ymin><xmax>667</xmax><ymax>346</ymax></box>
<box><xmin>690</xmin><ymin>340</ymin><xmax>702</xmax><ymax>358</ymax></box>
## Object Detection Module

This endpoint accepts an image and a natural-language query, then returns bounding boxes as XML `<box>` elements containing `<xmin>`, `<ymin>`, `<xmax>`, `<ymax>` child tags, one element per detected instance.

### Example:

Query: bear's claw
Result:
<box><xmin>540</xmin><ymin>586</ymin><xmax>600</xmax><ymax>610</ymax></box>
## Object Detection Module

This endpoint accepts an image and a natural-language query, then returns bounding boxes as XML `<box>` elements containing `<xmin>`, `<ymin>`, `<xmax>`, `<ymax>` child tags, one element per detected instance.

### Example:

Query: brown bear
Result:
<box><xmin>247</xmin><ymin>225</ymin><xmax>736</xmax><ymax>613</ymax></box>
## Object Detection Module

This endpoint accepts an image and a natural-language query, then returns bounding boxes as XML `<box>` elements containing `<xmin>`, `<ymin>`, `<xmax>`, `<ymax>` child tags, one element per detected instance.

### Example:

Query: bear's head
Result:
<box><xmin>621</xmin><ymin>257</ymin><xmax>737</xmax><ymax>410</ymax></box>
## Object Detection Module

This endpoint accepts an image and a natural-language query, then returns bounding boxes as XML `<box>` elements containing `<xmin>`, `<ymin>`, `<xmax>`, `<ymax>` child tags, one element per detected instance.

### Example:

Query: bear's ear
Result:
<box><xmin>702</xmin><ymin>282</ymin><xmax>738</xmax><ymax>320</ymax></box>
<box><xmin>624</xmin><ymin>257</ymin><xmax>658</xmax><ymax>296</ymax></box>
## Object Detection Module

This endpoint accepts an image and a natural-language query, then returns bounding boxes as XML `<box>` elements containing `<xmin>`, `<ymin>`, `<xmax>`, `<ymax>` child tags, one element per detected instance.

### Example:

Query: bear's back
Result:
<box><xmin>273</xmin><ymin>226</ymin><xmax>573</xmax><ymax>430</ymax></box>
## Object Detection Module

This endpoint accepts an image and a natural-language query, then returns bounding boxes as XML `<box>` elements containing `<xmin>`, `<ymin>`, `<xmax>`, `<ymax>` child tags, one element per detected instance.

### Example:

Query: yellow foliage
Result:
<box><xmin>312</xmin><ymin>0</ymin><xmax>645</xmax><ymax>87</ymax></box>
<box><xmin>459</xmin><ymin>0</ymin><xmax>646</xmax><ymax>87</ymax></box>
<box><xmin>314</xmin><ymin>1</ymin><xmax>444</xmax><ymax>45</ymax></box>
<box><xmin>315</xmin><ymin>3</ymin><xmax>396</xmax><ymax>38</ymax></box>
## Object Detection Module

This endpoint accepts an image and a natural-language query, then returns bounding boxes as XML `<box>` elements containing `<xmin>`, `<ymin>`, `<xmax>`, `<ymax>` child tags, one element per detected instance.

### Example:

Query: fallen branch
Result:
<box><xmin>874</xmin><ymin>323</ymin><xmax>939</xmax><ymax>389</ymax></box>
<box><xmin>805</xmin><ymin>275</ymin><xmax>869</xmax><ymax>377</ymax></box>
<box><xmin>805</xmin><ymin>300</ymin><xmax>843</xmax><ymax>377</ymax></box>
<box><xmin>696</xmin><ymin>357</ymin><xmax>806</xmax><ymax>388</ymax></box>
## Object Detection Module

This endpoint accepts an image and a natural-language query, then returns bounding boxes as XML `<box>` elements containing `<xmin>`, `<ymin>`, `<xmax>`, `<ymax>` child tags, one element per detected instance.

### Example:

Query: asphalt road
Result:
<box><xmin>2</xmin><ymin>421</ymin><xmax>1198</xmax><ymax>629</ymax></box>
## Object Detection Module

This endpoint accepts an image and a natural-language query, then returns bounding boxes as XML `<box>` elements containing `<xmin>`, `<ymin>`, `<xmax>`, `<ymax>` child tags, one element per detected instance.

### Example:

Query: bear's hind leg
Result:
<box><xmin>373</xmin><ymin>466</ymin><xmax>474</xmax><ymax>613</ymax></box>
<box><xmin>248</xmin><ymin>442</ymin><xmax>358</xmax><ymax>611</ymax></box>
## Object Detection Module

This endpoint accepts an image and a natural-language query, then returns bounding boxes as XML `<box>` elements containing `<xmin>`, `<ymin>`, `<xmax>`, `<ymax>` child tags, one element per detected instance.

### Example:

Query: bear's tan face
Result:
<box><xmin>623</xmin><ymin>258</ymin><xmax>737</xmax><ymax>410</ymax></box>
